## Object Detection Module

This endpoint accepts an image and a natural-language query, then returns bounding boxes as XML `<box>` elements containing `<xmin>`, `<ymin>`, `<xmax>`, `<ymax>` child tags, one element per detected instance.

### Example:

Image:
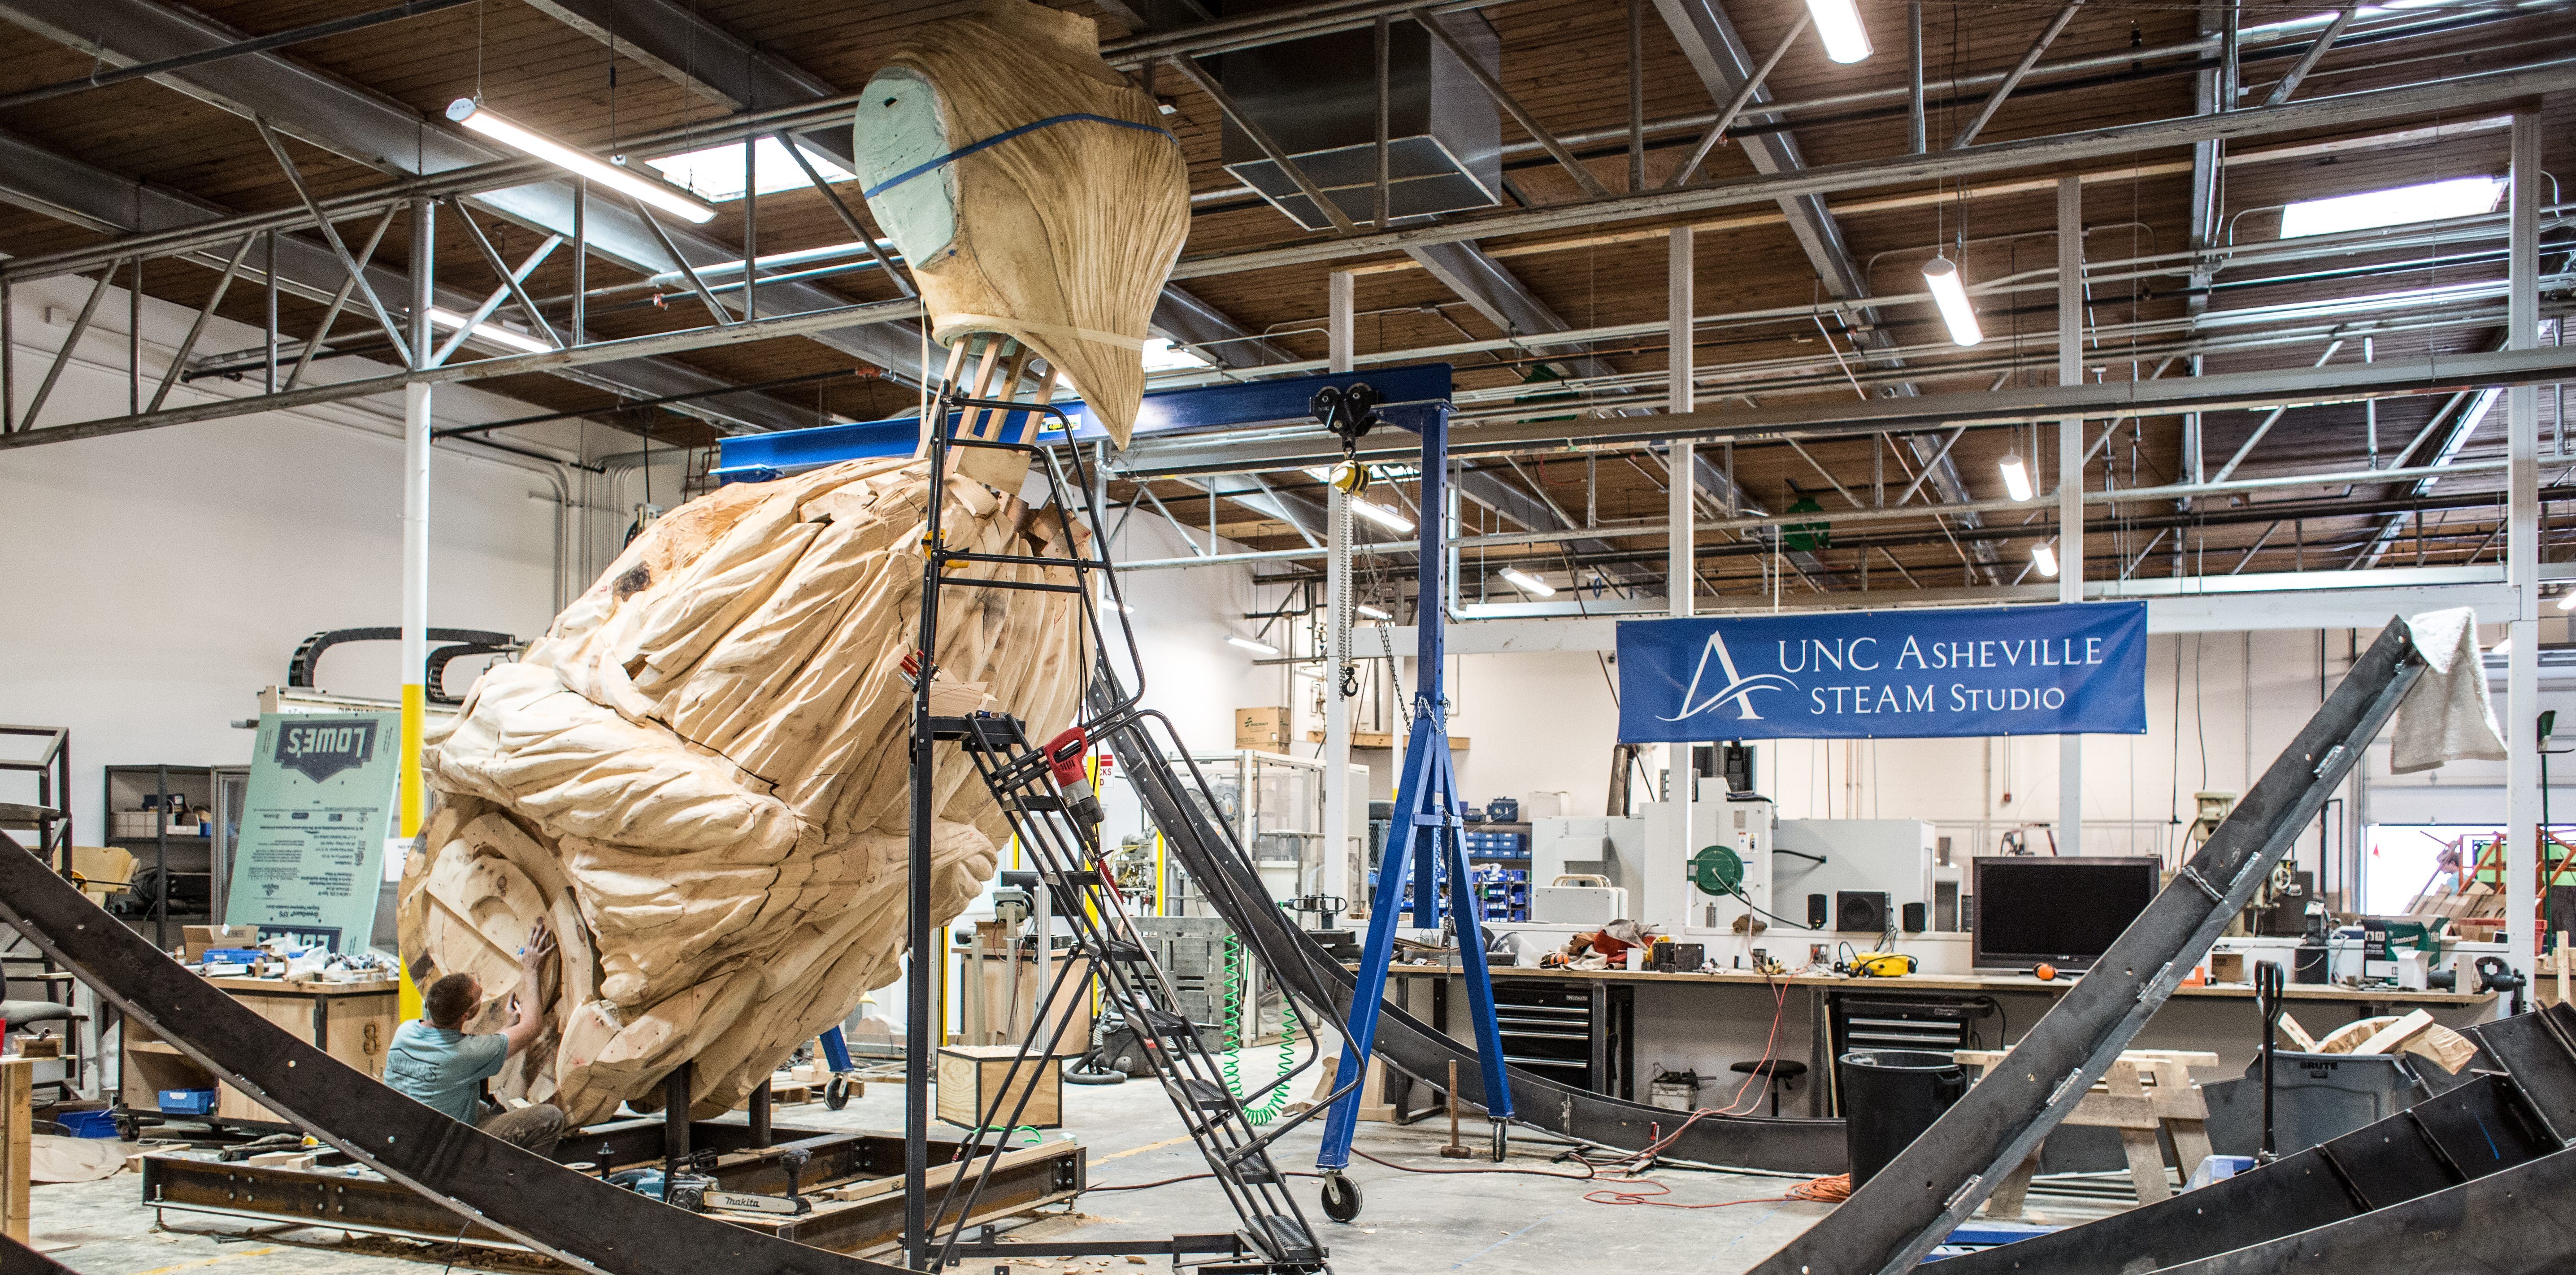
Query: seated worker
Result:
<box><xmin>383</xmin><ymin>920</ymin><xmax>565</xmax><ymax>1157</ymax></box>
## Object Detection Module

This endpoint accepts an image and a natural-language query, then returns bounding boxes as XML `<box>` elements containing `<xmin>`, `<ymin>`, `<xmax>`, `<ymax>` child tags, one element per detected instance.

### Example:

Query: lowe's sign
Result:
<box><xmin>1616</xmin><ymin>602</ymin><xmax>2147</xmax><ymax>741</ymax></box>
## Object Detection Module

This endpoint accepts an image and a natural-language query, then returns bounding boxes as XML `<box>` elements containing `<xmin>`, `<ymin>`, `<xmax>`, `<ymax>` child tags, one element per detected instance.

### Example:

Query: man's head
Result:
<box><xmin>423</xmin><ymin>972</ymin><xmax>482</xmax><ymax>1029</ymax></box>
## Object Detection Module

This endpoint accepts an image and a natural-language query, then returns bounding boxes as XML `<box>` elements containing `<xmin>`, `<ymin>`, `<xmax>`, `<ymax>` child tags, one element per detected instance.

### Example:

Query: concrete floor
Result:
<box><xmin>26</xmin><ymin>1044</ymin><xmax>1864</xmax><ymax>1275</ymax></box>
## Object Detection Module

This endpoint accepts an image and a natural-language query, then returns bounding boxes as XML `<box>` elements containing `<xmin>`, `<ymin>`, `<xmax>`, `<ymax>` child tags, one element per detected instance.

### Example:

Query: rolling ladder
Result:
<box><xmin>901</xmin><ymin>369</ymin><xmax>1330</xmax><ymax>1273</ymax></box>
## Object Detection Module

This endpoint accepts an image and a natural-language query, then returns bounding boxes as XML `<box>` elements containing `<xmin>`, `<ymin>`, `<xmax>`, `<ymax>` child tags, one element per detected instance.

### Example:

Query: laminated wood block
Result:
<box><xmin>405</xmin><ymin>457</ymin><xmax>1091</xmax><ymax>1127</ymax></box>
<box><xmin>937</xmin><ymin>1045</ymin><xmax>1062</xmax><ymax>1130</ymax></box>
<box><xmin>853</xmin><ymin>0</ymin><xmax>1186</xmax><ymax>445</ymax></box>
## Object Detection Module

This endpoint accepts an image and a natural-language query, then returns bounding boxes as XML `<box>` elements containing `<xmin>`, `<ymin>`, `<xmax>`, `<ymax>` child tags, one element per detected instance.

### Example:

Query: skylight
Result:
<box><xmin>643</xmin><ymin>137</ymin><xmax>853</xmax><ymax>202</ymax></box>
<box><xmin>1142</xmin><ymin>337</ymin><xmax>1215</xmax><ymax>372</ymax></box>
<box><xmin>2279</xmin><ymin>175</ymin><xmax>2503</xmax><ymax>239</ymax></box>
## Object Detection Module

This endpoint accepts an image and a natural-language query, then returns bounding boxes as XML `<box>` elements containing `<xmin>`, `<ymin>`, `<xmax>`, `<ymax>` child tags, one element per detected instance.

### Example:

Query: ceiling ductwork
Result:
<box><xmin>1213</xmin><ymin>5</ymin><xmax>1502</xmax><ymax>232</ymax></box>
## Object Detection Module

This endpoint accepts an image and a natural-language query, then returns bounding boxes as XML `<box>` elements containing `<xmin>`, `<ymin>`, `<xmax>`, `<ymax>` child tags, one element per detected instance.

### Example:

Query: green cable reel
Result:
<box><xmin>1690</xmin><ymin>844</ymin><xmax>1744</xmax><ymax>897</ymax></box>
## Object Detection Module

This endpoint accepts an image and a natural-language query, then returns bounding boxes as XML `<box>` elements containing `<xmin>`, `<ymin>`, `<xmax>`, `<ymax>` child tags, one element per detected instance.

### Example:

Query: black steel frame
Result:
<box><xmin>1747</xmin><ymin>618</ymin><xmax>2429</xmax><ymax>1275</ymax></box>
<box><xmin>0</xmin><ymin>828</ymin><xmax>914</xmax><ymax>1275</ymax></box>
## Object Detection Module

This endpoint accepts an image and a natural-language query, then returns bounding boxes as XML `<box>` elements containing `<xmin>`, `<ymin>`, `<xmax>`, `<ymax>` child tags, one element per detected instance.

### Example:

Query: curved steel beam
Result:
<box><xmin>0</xmin><ymin>834</ymin><xmax>908</xmax><ymax>1275</ymax></box>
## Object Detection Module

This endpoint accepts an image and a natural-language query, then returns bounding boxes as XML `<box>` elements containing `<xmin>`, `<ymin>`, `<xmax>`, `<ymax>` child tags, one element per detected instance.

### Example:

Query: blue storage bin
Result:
<box><xmin>159</xmin><ymin>1088</ymin><xmax>217</xmax><ymax>1115</ymax></box>
<box><xmin>57</xmin><ymin>1110</ymin><xmax>119</xmax><ymax>1138</ymax></box>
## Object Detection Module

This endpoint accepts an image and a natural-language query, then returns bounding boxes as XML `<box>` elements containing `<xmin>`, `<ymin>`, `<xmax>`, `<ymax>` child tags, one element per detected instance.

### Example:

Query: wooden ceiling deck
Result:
<box><xmin>0</xmin><ymin>0</ymin><xmax>2567</xmax><ymax>590</ymax></box>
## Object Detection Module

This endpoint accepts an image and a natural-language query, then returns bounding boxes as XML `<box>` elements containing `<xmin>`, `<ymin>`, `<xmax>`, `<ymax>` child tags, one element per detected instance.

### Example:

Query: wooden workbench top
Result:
<box><xmin>1369</xmin><ymin>962</ymin><xmax>2494</xmax><ymax>1004</ymax></box>
<box><xmin>201</xmin><ymin>975</ymin><xmax>400</xmax><ymax>996</ymax></box>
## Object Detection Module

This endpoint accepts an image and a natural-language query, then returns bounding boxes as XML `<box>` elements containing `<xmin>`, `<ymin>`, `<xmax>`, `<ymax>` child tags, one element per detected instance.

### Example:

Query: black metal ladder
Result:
<box><xmin>923</xmin><ymin>710</ymin><xmax>1328</xmax><ymax>1272</ymax></box>
<box><xmin>902</xmin><ymin>397</ymin><xmax>1332</xmax><ymax>1273</ymax></box>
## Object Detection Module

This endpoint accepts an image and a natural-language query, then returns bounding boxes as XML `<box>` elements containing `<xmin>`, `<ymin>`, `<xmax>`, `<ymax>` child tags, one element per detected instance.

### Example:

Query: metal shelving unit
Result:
<box><xmin>101</xmin><ymin>764</ymin><xmax>248</xmax><ymax>951</ymax></box>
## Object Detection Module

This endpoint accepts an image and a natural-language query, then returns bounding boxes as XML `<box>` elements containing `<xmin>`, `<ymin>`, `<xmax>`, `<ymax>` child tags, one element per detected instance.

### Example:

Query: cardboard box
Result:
<box><xmin>1235</xmin><ymin>706</ymin><xmax>1290</xmax><ymax>749</ymax></box>
<box><xmin>2209</xmin><ymin>952</ymin><xmax>2248</xmax><ymax>984</ymax></box>
<box><xmin>182</xmin><ymin>924</ymin><xmax>260</xmax><ymax>962</ymax></box>
<box><xmin>68</xmin><ymin>846</ymin><xmax>134</xmax><ymax>903</ymax></box>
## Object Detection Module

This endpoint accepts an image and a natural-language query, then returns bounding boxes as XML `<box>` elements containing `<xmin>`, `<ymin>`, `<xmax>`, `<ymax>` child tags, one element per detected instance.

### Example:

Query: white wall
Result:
<box><xmin>0</xmin><ymin>276</ymin><xmax>592</xmax><ymax>834</ymax></box>
<box><xmin>1431</xmin><ymin>622</ymin><xmax>2576</xmax><ymax>903</ymax></box>
<box><xmin>1098</xmin><ymin>516</ymin><xmax>1281</xmax><ymax>756</ymax></box>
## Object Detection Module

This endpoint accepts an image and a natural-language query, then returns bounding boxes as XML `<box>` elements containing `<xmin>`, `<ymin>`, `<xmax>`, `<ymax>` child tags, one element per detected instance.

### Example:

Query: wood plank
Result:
<box><xmin>3</xmin><ymin>1058</ymin><xmax>29</xmax><ymax>1244</ymax></box>
<box><xmin>2350</xmin><ymin>1009</ymin><xmax>2438</xmax><ymax>1057</ymax></box>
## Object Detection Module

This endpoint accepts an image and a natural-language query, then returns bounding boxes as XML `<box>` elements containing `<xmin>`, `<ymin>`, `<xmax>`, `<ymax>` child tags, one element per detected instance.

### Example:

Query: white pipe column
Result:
<box><xmin>2057</xmin><ymin>176</ymin><xmax>2085</xmax><ymax>854</ymax></box>
<box><xmin>1668</xmin><ymin>224</ymin><xmax>1696</xmax><ymax>617</ymax></box>
<box><xmin>1668</xmin><ymin>226</ymin><xmax>1695</xmax><ymax>861</ymax></box>
<box><xmin>400</xmin><ymin>196</ymin><xmax>434</xmax><ymax>841</ymax></box>
<box><xmin>2507</xmin><ymin>113</ymin><xmax>2541</xmax><ymax>986</ymax></box>
<box><xmin>1322</xmin><ymin>269</ymin><xmax>1356</xmax><ymax>915</ymax></box>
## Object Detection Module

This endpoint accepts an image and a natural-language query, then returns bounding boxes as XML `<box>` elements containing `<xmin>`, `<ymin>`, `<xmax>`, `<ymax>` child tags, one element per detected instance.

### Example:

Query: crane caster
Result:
<box><xmin>1319</xmin><ymin>1171</ymin><xmax>1362</xmax><ymax>1223</ymax></box>
<box><xmin>825</xmin><ymin>1076</ymin><xmax>852</xmax><ymax>1110</ymax></box>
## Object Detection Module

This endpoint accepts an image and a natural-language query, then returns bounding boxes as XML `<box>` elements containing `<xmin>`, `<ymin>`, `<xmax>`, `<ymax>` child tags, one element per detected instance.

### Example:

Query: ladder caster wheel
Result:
<box><xmin>825</xmin><ymin>1076</ymin><xmax>852</xmax><ymax>1110</ymax></box>
<box><xmin>1320</xmin><ymin>1171</ymin><xmax>1362</xmax><ymax>1223</ymax></box>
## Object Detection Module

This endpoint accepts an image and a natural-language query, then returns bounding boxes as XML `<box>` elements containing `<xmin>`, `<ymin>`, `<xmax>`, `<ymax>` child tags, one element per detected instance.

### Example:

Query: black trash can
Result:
<box><xmin>1840</xmin><ymin>1049</ymin><xmax>1968</xmax><ymax>1188</ymax></box>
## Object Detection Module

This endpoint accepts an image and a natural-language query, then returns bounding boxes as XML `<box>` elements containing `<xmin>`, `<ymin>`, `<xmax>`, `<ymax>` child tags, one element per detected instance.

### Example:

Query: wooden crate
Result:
<box><xmin>935</xmin><ymin>1045</ymin><xmax>1061</xmax><ymax>1130</ymax></box>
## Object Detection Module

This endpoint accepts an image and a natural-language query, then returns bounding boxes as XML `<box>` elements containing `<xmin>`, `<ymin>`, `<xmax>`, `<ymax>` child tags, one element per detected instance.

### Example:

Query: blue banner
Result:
<box><xmin>1616</xmin><ymin>603</ymin><xmax>2148</xmax><ymax>741</ymax></box>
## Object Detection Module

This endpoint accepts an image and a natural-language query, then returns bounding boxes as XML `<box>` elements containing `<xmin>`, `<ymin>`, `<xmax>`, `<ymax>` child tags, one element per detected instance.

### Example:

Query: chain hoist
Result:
<box><xmin>1311</xmin><ymin>383</ymin><xmax>1383</xmax><ymax>703</ymax></box>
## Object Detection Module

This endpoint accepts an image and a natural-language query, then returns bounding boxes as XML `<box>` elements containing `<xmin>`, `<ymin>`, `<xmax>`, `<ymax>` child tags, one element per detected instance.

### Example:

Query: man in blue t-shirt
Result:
<box><xmin>383</xmin><ymin>921</ymin><xmax>564</xmax><ymax>1156</ymax></box>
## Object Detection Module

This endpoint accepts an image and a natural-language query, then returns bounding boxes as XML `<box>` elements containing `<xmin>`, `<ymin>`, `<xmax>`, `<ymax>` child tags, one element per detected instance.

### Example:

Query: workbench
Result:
<box><xmin>1371</xmin><ymin>962</ymin><xmax>2493</xmax><ymax>1116</ymax></box>
<box><xmin>121</xmin><ymin>975</ymin><xmax>399</xmax><ymax>1127</ymax></box>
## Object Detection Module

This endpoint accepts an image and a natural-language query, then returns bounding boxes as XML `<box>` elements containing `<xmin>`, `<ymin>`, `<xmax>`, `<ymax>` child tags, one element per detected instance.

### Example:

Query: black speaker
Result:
<box><xmin>1836</xmin><ymin>890</ymin><xmax>1891</xmax><ymax>934</ymax></box>
<box><xmin>1807</xmin><ymin>893</ymin><xmax>1829</xmax><ymax>928</ymax></box>
<box><xmin>1902</xmin><ymin>901</ymin><xmax>1927</xmax><ymax>933</ymax></box>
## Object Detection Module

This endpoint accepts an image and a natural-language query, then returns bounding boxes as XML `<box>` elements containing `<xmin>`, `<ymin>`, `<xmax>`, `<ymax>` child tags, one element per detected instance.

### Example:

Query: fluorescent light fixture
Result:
<box><xmin>1998</xmin><ymin>452</ymin><xmax>2033</xmax><ymax>502</ymax></box>
<box><xmin>1922</xmin><ymin>255</ymin><xmax>1983</xmax><ymax>347</ymax></box>
<box><xmin>2559</xmin><ymin>592</ymin><xmax>2576</xmax><ymax>613</ymax></box>
<box><xmin>642</xmin><ymin>136</ymin><xmax>853</xmax><ymax>202</ymax></box>
<box><xmin>446</xmin><ymin>98</ymin><xmax>717</xmax><ymax>224</ymax></box>
<box><xmin>1141</xmin><ymin>337</ymin><xmax>1215</xmax><ymax>372</ymax></box>
<box><xmin>1225</xmin><ymin>635</ymin><xmax>1280</xmax><ymax>656</ymax></box>
<box><xmin>426</xmin><ymin>306</ymin><xmax>549</xmax><ymax>354</ymax></box>
<box><xmin>2280</xmin><ymin>176</ymin><xmax>2503</xmax><ymax>239</ymax></box>
<box><xmin>1498</xmin><ymin>566</ymin><xmax>1557</xmax><ymax>597</ymax></box>
<box><xmin>1355</xmin><ymin>603</ymin><xmax>1392</xmax><ymax>621</ymax></box>
<box><xmin>1302</xmin><ymin>466</ymin><xmax>1333</xmax><ymax>483</ymax></box>
<box><xmin>2490</xmin><ymin>635</ymin><xmax>2512</xmax><ymax>656</ymax></box>
<box><xmin>1804</xmin><ymin>0</ymin><xmax>1873</xmax><ymax>63</ymax></box>
<box><xmin>2031</xmin><ymin>542</ymin><xmax>2059</xmax><ymax>578</ymax></box>
<box><xmin>1350</xmin><ymin>500</ymin><xmax>1414</xmax><ymax>534</ymax></box>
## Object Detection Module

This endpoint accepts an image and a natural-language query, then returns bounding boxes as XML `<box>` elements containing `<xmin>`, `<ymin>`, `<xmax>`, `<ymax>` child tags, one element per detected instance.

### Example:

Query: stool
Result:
<box><xmin>1729</xmin><ymin>1058</ymin><xmax>1809</xmax><ymax>1116</ymax></box>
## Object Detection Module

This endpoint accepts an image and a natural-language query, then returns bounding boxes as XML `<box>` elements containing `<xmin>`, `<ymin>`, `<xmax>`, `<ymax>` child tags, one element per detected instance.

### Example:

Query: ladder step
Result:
<box><xmin>1225</xmin><ymin>1155</ymin><xmax>1280</xmax><ymax>1185</ymax></box>
<box><xmin>1098</xmin><ymin>938</ymin><xmax>1148</xmax><ymax>963</ymax></box>
<box><xmin>1177</xmin><ymin>1078</ymin><xmax>1234</xmax><ymax>1110</ymax></box>
<box><xmin>1134</xmin><ymin>1007</ymin><xmax>1197</xmax><ymax>1040</ymax></box>
<box><xmin>1018</xmin><ymin>793</ymin><xmax>1066</xmax><ymax>813</ymax></box>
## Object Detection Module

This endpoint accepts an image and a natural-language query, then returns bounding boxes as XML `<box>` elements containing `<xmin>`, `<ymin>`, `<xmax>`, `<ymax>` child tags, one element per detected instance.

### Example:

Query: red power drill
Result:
<box><xmin>1043</xmin><ymin>727</ymin><xmax>1105</xmax><ymax>826</ymax></box>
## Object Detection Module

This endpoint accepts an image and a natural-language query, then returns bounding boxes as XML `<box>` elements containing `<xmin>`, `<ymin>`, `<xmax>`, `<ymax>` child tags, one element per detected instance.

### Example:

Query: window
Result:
<box><xmin>642</xmin><ymin>137</ymin><xmax>853</xmax><ymax>202</ymax></box>
<box><xmin>2279</xmin><ymin>175</ymin><xmax>2503</xmax><ymax>239</ymax></box>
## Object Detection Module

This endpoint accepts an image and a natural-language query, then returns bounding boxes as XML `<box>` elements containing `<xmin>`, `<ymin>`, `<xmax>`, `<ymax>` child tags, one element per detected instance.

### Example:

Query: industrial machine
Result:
<box><xmin>1527</xmin><ymin>799</ymin><xmax>1936</xmax><ymax>959</ymax></box>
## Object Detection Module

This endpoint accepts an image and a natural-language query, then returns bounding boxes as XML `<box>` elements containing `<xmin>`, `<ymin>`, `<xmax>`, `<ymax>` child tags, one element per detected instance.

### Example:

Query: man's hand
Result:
<box><xmin>520</xmin><ymin>920</ymin><xmax>557</xmax><ymax>973</ymax></box>
<box><xmin>503</xmin><ymin>920</ymin><xmax>557</xmax><ymax>1061</ymax></box>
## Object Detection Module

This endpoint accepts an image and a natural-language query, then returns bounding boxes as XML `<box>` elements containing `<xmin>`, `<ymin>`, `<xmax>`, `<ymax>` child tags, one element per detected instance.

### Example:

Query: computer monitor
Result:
<box><xmin>1971</xmin><ymin>856</ymin><xmax>2161</xmax><ymax>972</ymax></box>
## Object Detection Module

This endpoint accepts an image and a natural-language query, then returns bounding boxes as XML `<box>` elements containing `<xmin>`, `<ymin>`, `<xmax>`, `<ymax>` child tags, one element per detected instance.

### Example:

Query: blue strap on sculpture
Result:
<box><xmin>861</xmin><ymin>113</ymin><xmax>1176</xmax><ymax>200</ymax></box>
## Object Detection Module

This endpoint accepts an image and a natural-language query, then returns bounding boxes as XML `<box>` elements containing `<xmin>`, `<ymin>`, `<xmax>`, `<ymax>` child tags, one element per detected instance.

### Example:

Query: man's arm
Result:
<box><xmin>502</xmin><ymin>920</ymin><xmax>556</xmax><ymax>1059</ymax></box>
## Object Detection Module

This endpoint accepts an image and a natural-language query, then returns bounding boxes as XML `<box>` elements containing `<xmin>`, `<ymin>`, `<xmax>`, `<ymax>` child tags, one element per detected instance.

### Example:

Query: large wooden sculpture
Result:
<box><xmin>853</xmin><ymin>0</ymin><xmax>1188</xmax><ymax>446</ymax></box>
<box><xmin>399</xmin><ymin>458</ymin><xmax>1090</xmax><ymax>1124</ymax></box>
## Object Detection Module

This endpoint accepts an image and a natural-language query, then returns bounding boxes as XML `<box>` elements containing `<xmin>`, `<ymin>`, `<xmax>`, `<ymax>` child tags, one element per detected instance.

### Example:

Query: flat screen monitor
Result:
<box><xmin>1972</xmin><ymin>856</ymin><xmax>2161</xmax><ymax>972</ymax></box>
